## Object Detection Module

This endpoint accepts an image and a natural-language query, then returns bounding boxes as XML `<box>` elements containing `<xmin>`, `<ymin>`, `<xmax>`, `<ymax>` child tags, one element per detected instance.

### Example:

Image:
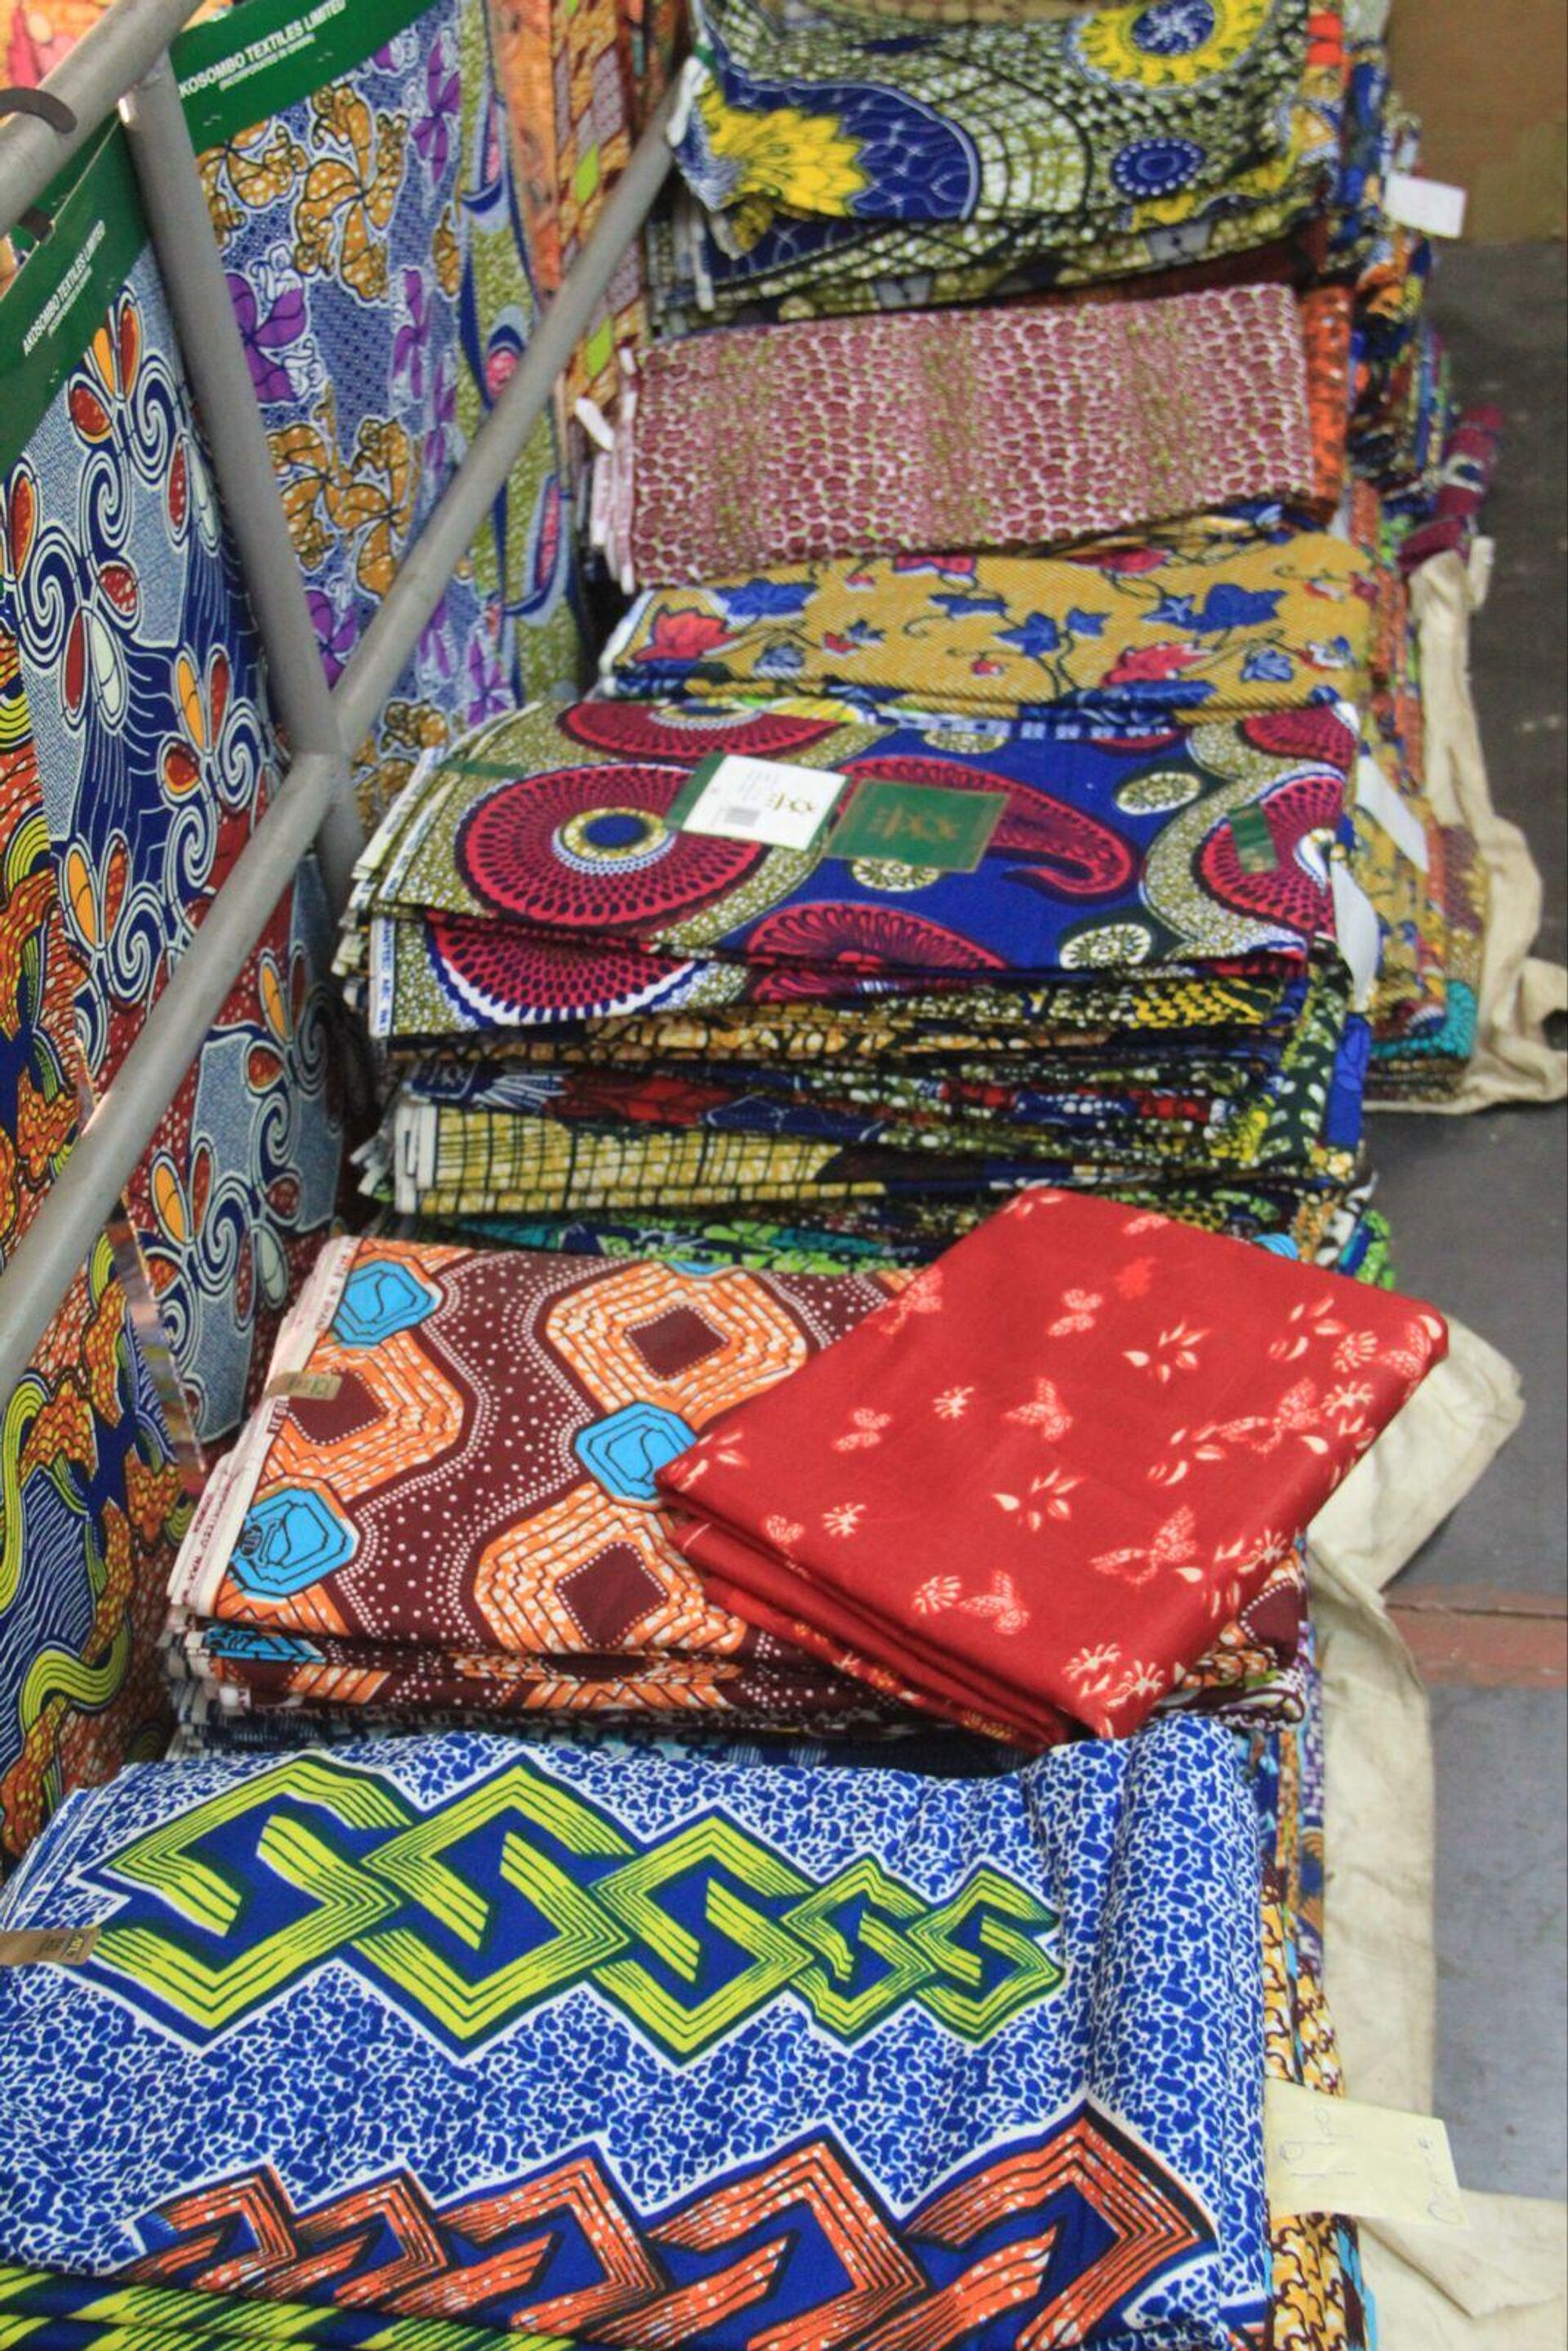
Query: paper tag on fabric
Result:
<box><xmin>1266</xmin><ymin>2082</ymin><xmax>1466</xmax><ymax>2227</ymax></box>
<box><xmin>1356</xmin><ymin>753</ymin><xmax>1430</xmax><ymax>872</ymax></box>
<box><xmin>672</xmin><ymin>756</ymin><xmax>845</xmax><ymax>848</ymax></box>
<box><xmin>265</xmin><ymin>1370</ymin><xmax>343</xmax><ymax>1404</ymax></box>
<box><xmin>1330</xmin><ymin>862</ymin><xmax>1382</xmax><ymax>1009</ymax></box>
<box><xmin>0</xmin><ymin>1926</ymin><xmax>100</xmax><ymax>1968</ymax></box>
<box><xmin>829</xmin><ymin>783</ymin><xmax>1007</xmax><ymax>873</ymax></box>
<box><xmin>1384</xmin><ymin>173</ymin><xmax>1468</xmax><ymax>239</ymax></box>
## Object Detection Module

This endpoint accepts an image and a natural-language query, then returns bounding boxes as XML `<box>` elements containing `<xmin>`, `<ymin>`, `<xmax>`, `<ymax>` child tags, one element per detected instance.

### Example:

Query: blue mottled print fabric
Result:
<box><xmin>0</xmin><ymin>1716</ymin><xmax>1267</xmax><ymax>2347</ymax></box>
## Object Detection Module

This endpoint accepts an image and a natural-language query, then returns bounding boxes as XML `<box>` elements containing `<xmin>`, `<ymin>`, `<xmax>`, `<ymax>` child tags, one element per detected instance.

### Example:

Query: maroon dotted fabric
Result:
<box><xmin>620</xmin><ymin>285</ymin><xmax>1316</xmax><ymax>584</ymax></box>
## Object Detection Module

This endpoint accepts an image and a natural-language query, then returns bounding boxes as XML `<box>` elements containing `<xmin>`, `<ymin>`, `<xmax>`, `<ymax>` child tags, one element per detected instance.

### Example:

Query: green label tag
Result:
<box><xmin>1227</xmin><ymin>806</ymin><xmax>1279</xmax><ymax>875</ymax></box>
<box><xmin>666</xmin><ymin>756</ymin><xmax>724</xmax><ymax>830</ymax></box>
<box><xmin>0</xmin><ymin>126</ymin><xmax>148</xmax><ymax>480</ymax></box>
<box><xmin>176</xmin><ymin>0</ymin><xmax>438</xmax><ymax>150</ymax></box>
<box><xmin>829</xmin><ymin>783</ymin><xmax>1006</xmax><ymax>873</ymax></box>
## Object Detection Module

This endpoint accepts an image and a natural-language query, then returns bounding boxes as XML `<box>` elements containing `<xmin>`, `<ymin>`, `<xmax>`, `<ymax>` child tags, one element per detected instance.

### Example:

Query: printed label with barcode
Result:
<box><xmin>671</xmin><ymin>755</ymin><xmax>846</xmax><ymax>850</ymax></box>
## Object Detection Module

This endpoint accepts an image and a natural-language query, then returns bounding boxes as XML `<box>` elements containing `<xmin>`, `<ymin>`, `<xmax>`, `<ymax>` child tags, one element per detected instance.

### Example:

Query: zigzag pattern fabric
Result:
<box><xmin>0</xmin><ymin>1720</ymin><xmax>1271</xmax><ymax>2346</ymax></box>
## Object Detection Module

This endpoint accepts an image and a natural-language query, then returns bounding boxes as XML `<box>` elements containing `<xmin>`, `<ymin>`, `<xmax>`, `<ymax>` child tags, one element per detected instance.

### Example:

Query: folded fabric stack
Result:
<box><xmin>649</xmin><ymin>0</ymin><xmax>1345</xmax><ymax>329</ymax></box>
<box><xmin>0</xmin><ymin>1716</ymin><xmax>1277</xmax><ymax>2346</ymax></box>
<box><xmin>658</xmin><ymin>1190</ymin><xmax>1445</xmax><ymax>1741</ymax></box>
<box><xmin>326</xmin><ymin>0</ymin><xmax>1499</xmax><ymax>1259</ymax></box>
<box><xmin>599</xmin><ymin>0</ymin><xmax>1498</xmax><ymax>1139</ymax></box>
<box><xmin>339</xmin><ymin>520</ymin><xmax>1439</xmax><ymax>1255</ymax></box>
<box><xmin>162</xmin><ymin>1210</ymin><xmax>1403</xmax><ymax>1747</ymax></box>
<box><xmin>590</xmin><ymin>280</ymin><xmax>1325</xmax><ymax>586</ymax></box>
<box><xmin>162</xmin><ymin>1234</ymin><xmax>914</xmax><ymax>1739</ymax></box>
<box><xmin>0</xmin><ymin>1694</ymin><xmax>1377</xmax><ymax>2351</ymax></box>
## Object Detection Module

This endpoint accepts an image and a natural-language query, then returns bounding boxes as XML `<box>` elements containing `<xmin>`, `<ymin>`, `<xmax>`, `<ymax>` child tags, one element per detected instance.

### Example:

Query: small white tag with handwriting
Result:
<box><xmin>1385</xmin><ymin>173</ymin><xmax>1467</xmax><ymax>239</ymax></box>
<box><xmin>1356</xmin><ymin>753</ymin><xmax>1430</xmax><ymax>872</ymax></box>
<box><xmin>1266</xmin><ymin>2082</ymin><xmax>1466</xmax><ymax>2228</ymax></box>
<box><xmin>677</xmin><ymin>755</ymin><xmax>845</xmax><ymax>850</ymax></box>
<box><xmin>1330</xmin><ymin>862</ymin><xmax>1382</xmax><ymax>1009</ymax></box>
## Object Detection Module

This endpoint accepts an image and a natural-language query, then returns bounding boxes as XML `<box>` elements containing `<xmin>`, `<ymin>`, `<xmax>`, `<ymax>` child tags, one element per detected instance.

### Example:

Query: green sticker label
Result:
<box><xmin>176</xmin><ymin>0</ymin><xmax>439</xmax><ymax>150</ymax></box>
<box><xmin>437</xmin><ymin>759</ymin><xmax>530</xmax><ymax>785</ymax></box>
<box><xmin>1227</xmin><ymin>806</ymin><xmax>1279</xmax><ymax>875</ymax></box>
<box><xmin>829</xmin><ymin>782</ymin><xmax>1006</xmax><ymax>873</ymax></box>
<box><xmin>666</xmin><ymin>755</ymin><xmax>724</xmax><ymax>829</ymax></box>
<box><xmin>0</xmin><ymin>126</ymin><xmax>149</xmax><ymax>480</ymax></box>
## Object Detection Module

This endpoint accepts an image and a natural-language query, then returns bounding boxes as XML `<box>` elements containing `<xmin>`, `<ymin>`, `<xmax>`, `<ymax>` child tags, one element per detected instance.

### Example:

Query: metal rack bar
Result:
<box><xmin>0</xmin><ymin>7</ymin><xmax>678</xmax><ymax>1403</ymax></box>
<box><xmin>121</xmin><ymin>57</ymin><xmax>360</xmax><ymax>907</ymax></box>
<box><xmin>0</xmin><ymin>0</ymin><xmax>197</xmax><ymax>236</ymax></box>
<box><xmin>0</xmin><ymin>754</ymin><xmax>342</xmax><ymax>1401</ymax></box>
<box><xmin>332</xmin><ymin>79</ymin><xmax>678</xmax><ymax>750</ymax></box>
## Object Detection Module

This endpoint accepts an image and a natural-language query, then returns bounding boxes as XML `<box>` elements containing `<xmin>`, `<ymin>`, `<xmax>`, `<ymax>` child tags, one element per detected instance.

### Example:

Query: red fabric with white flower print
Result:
<box><xmin>659</xmin><ymin>1191</ymin><xmax>1447</xmax><ymax>1745</ymax></box>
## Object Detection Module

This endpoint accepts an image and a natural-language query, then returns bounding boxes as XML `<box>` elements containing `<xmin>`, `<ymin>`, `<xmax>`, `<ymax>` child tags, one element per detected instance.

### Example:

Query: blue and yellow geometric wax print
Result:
<box><xmin>0</xmin><ymin>1719</ymin><xmax>1269</xmax><ymax>2346</ymax></box>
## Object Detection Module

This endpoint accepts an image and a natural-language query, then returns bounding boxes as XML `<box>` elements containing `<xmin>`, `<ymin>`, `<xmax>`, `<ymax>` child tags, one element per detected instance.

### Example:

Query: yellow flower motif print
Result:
<box><xmin>432</xmin><ymin>204</ymin><xmax>462</xmax><ymax>301</ymax></box>
<box><xmin>697</xmin><ymin>80</ymin><xmax>868</xmax><ymax>214</ymax></box>
<box><xmin>1071</xmin><ymin>0</ymin><xmax>1272</xmax><ymax>91</ymax></box>
<box><xmin>292</xmin><ymin>87</ymin><xmax>407</xmax><ymax>302</ymax></box>
<box><xmin>198</xmin><ymin>124</ymin><xmax>307</xmax><ymax>238</ymax></box>
<box><xmin>268</xmin><ymin>392</ymin><xmax>415</xmax><ymax>599</ymax></box>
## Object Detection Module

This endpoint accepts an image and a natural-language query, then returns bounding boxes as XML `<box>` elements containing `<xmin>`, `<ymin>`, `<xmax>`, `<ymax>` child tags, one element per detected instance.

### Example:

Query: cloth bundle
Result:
<box><xmin>0</xmin><ymin>1680</ymin><xmax>1379</xmax><ymax>2351</ymax></box>
<box><xmin>659</xmin><ymin>1188</ymin><xmax>1446</xmax><ymax>1743</ymax></box>
<box><xmin>592</xmin><ymin>284</ymin><xmax>1318</xmax><ymax>585</ymax></box>
<box><xmin>0</xmin><ymin>1716</ymin><xmax>1271</xmax><ymax>2345</ymax></box>
<box><xmin>600</xmin><ymin>529</ymin><xmax>1379</xmax><ymax>719</ymax></box>
<box><xmin>173</xmin><ymin>0</ymin><xmax>586</xmax><ymax>824</ymax></box>
<box><xmin>168</xmin><ymin>1229</ymin><xmax>1321</xmax><ymax>1746</ymax></box>
<box><xmin>164</xmin><ymin>1234</ymin><xmax>916</xmax><ymax>1736</ymax></box>
<box><xmin>337</xmin><ymin>676</ymin><xmax>1410</xmax><ymax>1255</ymax></box>
<box><xmin>653</xmin><ymin>0</ymin><xmax>1344</xmax><ymax>327</ymax></box>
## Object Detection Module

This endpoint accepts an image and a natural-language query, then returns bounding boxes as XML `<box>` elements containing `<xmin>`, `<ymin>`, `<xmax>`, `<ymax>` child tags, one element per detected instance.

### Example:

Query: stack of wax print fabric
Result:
<box><xmin>155</xmin><ymin>1204</ymin><xmax>1419</xmax><ymax>1748</ymax></box>
<box><xmin>589</xmin><ymin>280</ymin><xmax>1327</xmax><ymax>587</ymax></box>
<box><xmin>648</xmin><ymin>0</ymin><xmax>1348</xmax><ymax>329</ymax></box>
<box><xmin>0</xmin><ymin>1715</ymin><xmax>1285</xmax><ymax>2349</ymax></box>
<box><xmin>657</xmin><ymin>1192</ymin><xmax>1446</xmax><ymax>1742</ymax></box>
<box><xmin>602</xmin><ymin>0</ymin><xmax>1499</xmax><ymax>1115</ymax></box>
<box><xmin>336</xmin><ymin>42</ymin><xmax>1506</xmax><ymax>1264</ymax></box>
<box><xmin>159</xmin><ymin>1232</ymin><xmax>912</xmax><ymax>1739</ymax></box>
<box><xmin>340</xmin><ymin>658</ymin><xmax>1388</xmax><ymax>1265</ymax></box>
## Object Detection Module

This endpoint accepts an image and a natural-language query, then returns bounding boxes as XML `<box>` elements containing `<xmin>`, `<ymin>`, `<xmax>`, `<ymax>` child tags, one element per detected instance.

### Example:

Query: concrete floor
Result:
<box><xmin>1371</xmin><ymin>243</ymin><xmax>1567</xmax><ymax>2197</ymax></box>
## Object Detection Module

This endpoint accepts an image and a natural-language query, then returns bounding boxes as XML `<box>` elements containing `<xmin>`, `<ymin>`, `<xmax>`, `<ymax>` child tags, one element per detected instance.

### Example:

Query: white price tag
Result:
<box><xmin>1330</xmin><ymin>861</ymin><xmax>1382</xmax><ymax>1009</ymax></box>
<box><xmin>1356</xmin><ymin>752</ymin><xmax>1430</xmax><ymax>872</ymax></box>
<box><xmin>1267</xmin><ymin>2082</ymin><xmax>1466</xmax><ymax>2229</ymax></box>
<box><xmin>678</xmin><ymin>755</ymin><xmax>846</xmax><ymax>850</ymax></box>
<box><xmin>1385</xmin><ymin>172</ymin><xmax>1468</xmax><ymax>239</ymax></box>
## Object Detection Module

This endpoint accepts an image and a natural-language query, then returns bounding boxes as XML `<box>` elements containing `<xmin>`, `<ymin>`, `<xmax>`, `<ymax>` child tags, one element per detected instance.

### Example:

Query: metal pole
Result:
<box><xmin>0</xmin><ymin>751</ymin><xmax>343</xmax><ymax>1403</ymax></box>
<box><xmin>0</xmin><ymin>57</ymin><xmax>683</xmax><ymax>1392</ymax></box>
<box><xmin>333</xmin><ymin>81</ymin><xmax>679</xmax><ymax>750</ymax></box>
<box><xmin>0</xmin><ymin>0</ymin><xmax>198</xmax><ymax>240</ymax></box>
<box><xmin>120</xmin><ymin>58</ymin><xmax>360</xmax><ymax>908</ymax></box>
